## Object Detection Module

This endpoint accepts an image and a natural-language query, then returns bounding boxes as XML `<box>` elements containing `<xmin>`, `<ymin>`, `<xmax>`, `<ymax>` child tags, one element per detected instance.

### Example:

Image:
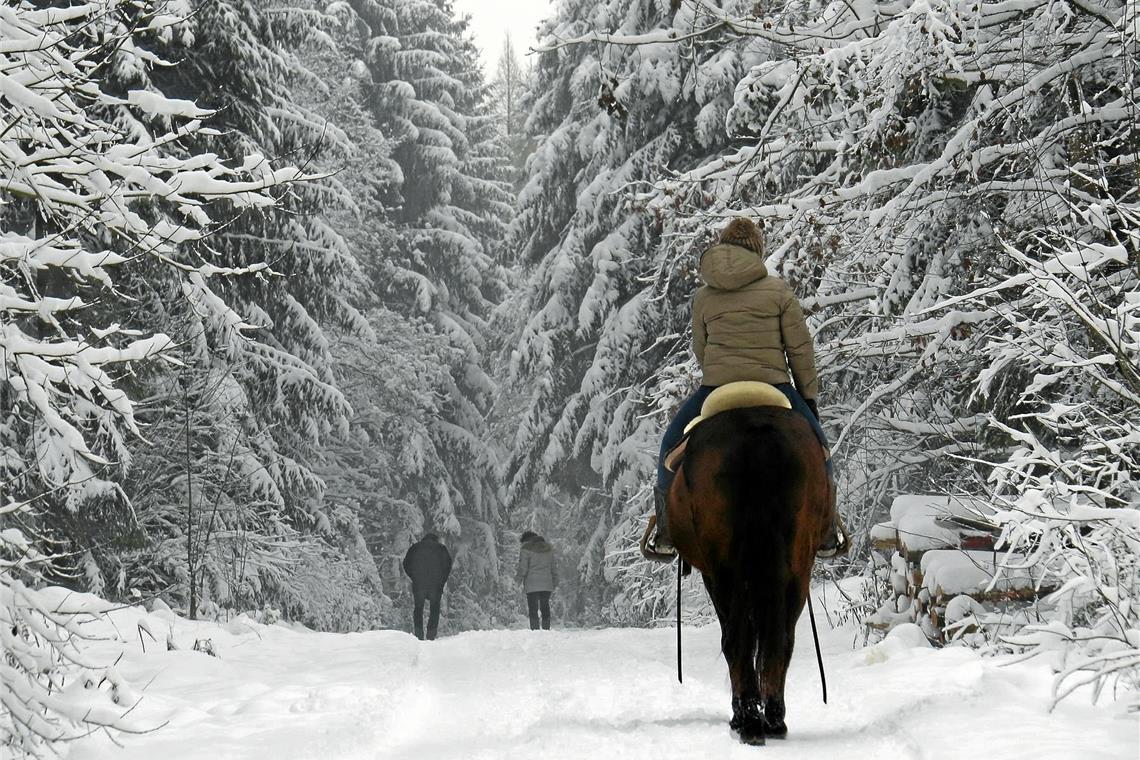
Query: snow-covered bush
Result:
<box><xmin>1</xmin><ymin>559</ymin><xmax>147</xmax><ymax>754</ymax></box>
<box><xmin>973</xmin><ymin>204</ymin><xmax>1139</xmax><ymax>708</ymax></box>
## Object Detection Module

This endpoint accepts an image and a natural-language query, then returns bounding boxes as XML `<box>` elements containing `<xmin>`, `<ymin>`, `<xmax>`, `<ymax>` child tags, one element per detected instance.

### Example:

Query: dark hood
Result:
<box><xmin>699</xmin><ymin>243</ymin><xmax>769</xmax><ymax>290</ymax></box>
<box><xmin>523</xmin><ymin>539</ymin><xmax>553</xmax><ymax>554</ymax></box>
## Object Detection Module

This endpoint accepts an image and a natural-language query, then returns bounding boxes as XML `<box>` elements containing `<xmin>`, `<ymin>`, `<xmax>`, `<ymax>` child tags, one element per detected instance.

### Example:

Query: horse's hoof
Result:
<box><xmin>731</xmin><ymin>714</ymin><xmax>768</xmax><ymax>745</ymax></box>
<box><xmin>763</xmin><ymin>718</ymin><xmax>787</xmax><ymax>739</ymax></box>
<box><xmin>738</xmin><ymin>726</ymin><xmax>766</xmax><ymax>746</ymax></box>
<box><xmin>731</xmin><ymin>696</ymin><xmax>767</xmax><ymax>745</ymax></box>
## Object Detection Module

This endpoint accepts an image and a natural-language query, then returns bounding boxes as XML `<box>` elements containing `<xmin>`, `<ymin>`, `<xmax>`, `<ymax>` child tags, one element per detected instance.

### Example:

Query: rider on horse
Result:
<box><xmin>646</xmin><ymin>216</ymin><xmax>848</xmax><ymax>561</ymax></box>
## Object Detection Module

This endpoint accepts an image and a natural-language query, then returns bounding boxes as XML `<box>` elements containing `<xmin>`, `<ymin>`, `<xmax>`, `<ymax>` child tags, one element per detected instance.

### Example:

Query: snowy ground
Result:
<box><xmin>69</xmin><ymin>593</ymin><xmax>1137</xmax><ymax>760</ymax></box>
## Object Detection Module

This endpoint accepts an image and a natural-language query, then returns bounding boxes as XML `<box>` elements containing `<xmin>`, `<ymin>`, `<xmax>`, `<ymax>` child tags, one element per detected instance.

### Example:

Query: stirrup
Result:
<box><xmin>640</xmin><ymin>515</ymin><xmax>677</xmax><ymax>563</ymax></box>
<box><xmin>816</xmin><ymin>522</ymin><xmax>849</xmax><ymax>560</ymax></box>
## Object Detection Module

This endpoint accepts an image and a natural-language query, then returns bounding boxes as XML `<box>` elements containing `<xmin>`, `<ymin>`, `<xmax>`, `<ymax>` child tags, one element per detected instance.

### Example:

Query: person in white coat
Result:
<box><xmin>516</xmin><ymin>531</ymin><xmax>558</xmax><ymax>630</ymax></box>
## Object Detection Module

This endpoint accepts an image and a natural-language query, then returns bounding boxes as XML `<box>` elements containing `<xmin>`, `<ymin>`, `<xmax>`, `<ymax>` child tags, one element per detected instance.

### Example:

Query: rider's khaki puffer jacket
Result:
<box><xmin>692</xmin><ymin>243</ymin><xmax>819</xmax><ymax>400</ymax></box>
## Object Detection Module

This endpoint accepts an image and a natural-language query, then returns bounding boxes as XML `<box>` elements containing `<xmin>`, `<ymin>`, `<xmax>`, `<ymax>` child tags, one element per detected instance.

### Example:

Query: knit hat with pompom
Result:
<box><xmin>718</xmin><ymin>217</ymin><xmax>764</xmax><ymax>255</ymax></box>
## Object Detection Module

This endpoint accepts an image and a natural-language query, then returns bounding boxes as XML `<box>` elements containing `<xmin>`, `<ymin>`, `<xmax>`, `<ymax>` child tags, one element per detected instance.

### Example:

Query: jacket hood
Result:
<box><xmin>699</xmin><ymin>243</ymin><xmax>768</xmax><ymax>290</ymax></box>
<box><xmin>524</xmin><ymin>539</ymin><xmax>553</xmax><ymax>554</ymax></box>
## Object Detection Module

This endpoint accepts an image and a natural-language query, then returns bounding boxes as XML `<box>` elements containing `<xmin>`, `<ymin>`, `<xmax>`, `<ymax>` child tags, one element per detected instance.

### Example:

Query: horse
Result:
<box><xmin>666</xmin><ymin>401</ymin><xmax>832</xmax><ymax>746</ymax></box>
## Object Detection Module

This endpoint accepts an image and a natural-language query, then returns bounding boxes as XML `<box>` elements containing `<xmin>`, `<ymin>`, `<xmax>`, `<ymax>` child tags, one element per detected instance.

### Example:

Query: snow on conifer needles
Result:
<box><xmin>1</xmin><ymin>0</ymin><xmax>310</xmax><ymax>516</ymax></box>
<box><xmin>5</xmin><ymin>0</ymin><xmax>519</xmax><ymax>746</ymax></box>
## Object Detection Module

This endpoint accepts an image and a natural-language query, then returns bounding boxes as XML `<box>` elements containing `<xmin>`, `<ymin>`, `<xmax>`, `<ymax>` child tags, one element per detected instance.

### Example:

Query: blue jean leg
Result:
<box><xmin>657</xmin><ymin>386</ymin><xmax>716</xmax><ymax>491</ymax></box>
<box><xmin>773</xmin><ymin>383</ymin><xmax>833</xmax><ymax>479</ymax></box>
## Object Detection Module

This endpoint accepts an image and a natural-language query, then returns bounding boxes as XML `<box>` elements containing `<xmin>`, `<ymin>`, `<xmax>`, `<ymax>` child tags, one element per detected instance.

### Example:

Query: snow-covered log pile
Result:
<box><xmin>868</xmin><ymin>490</ymin><xmax>1137</xmax><ymax>713</ymax></box>
<box><xmin>868</xmin><ymin>495</ymin><xmax>1056</xmax><ymax>643</ymax></box>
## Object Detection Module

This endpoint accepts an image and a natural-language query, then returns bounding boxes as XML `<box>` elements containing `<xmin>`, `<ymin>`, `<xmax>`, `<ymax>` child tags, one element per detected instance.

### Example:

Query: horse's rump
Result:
<box><xmin>669</xmin><ymin>406</ymin><xmax>827</xmax><ymax>575</ymax></box>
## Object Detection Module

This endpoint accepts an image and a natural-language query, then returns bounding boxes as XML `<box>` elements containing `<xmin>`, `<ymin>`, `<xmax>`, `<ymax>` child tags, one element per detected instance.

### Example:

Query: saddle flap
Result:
<box><xmin>664</xmin><ymin>438</ymin><xmax>688</xmax><ymax>472</ymax></box>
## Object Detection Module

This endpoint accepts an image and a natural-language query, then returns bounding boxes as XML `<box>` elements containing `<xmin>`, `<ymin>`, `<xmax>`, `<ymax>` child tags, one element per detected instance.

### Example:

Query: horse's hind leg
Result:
<box><xmin>762</xmin><ymin>580</ymin><xmax>806</xmax><ymax>739</ymax></box>
<box><xmin>705</xmin><ymin>575</ymin><xmax>766</xmax><ymax>745</ymax></box>
<box><xmin>761</xmin><ymin>631</ymin><xmax>792</xmax><ymax>739</ymax></box>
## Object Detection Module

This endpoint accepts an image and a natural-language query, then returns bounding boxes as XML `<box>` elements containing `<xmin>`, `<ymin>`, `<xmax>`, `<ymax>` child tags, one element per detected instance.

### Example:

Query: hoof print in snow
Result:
<box><xmin>193</xmin><ymin>638</ymin><xmax>218</xmax><ymax>657</ymax></box>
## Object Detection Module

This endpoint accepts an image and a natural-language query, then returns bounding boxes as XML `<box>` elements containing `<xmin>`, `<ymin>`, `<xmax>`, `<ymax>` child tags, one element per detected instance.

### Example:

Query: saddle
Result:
<box><xmin>664</xmin><ymin>381</ymin><xmax>792</xmax><ymax>473</ymax></box>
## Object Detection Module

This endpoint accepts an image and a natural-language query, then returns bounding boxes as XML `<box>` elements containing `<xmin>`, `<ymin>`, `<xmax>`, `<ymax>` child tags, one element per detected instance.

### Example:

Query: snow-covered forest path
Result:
<box><xmin>71</xmin><ymin>598</ymin><xmax>1135</xmax><ymax>760</ymax></box>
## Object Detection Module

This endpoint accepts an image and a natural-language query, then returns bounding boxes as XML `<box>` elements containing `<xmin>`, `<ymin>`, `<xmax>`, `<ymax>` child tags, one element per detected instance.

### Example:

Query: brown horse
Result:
<box><xmin>667</xmin><ymin>404</ymin><xmax>832</xmax><ymax>745</ymax></box>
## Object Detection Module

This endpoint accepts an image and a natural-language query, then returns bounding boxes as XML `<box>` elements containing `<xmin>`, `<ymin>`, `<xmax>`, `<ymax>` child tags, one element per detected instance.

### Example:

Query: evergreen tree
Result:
<box><xmin>26</xmin><ymin>0</ymin><xmax>388</xmax><ymax>626</ymax></box>
<box><xmin>0</xmin><ymin>0</ymin><xmax>342</xmax><ymax>749</ymax></box>
<box><xmin>493</xmin><ymin>35</ymin><xmax>528</xmax><ymax>139</ymax></box>
<box><xmin>329</xmin><ymin>0</ymin><xmax>518</xmax><ymax>628</ymax></box>
<box><xmin>490</xmin><ymin>34</ymin><xmax>533</xmax><ymax>187</ymax></box>
<box><xmin>501</xmin><ymin>0</ymin><xmax>753</xmax><ymax>619</ymax></box>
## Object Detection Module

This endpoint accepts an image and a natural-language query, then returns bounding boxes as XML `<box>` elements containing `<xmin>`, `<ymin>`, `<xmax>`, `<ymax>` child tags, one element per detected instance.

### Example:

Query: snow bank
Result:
<box><xmin>61</xmin><ymin>588</ymin><xmax>1136</xmax><ymax>760</ymax></box>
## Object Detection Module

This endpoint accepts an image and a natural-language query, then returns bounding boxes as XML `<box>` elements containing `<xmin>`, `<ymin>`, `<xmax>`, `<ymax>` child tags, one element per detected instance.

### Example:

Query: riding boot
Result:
<box><xmin>640</xmin><ymin>488</ymin><xmax>677</xmax><ymax>562</ymax></box>
<box><xmin>816</xmin><ymin>470</ymin><xmax>850</xmax><ymax>560</ymax></box>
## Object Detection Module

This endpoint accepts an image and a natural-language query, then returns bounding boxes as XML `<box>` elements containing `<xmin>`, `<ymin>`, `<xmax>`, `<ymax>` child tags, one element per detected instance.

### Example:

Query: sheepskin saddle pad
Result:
<box><xmin>664</xmin><ymin>382</ymin><xmax>791</xmax><ymax>472</ymax></box>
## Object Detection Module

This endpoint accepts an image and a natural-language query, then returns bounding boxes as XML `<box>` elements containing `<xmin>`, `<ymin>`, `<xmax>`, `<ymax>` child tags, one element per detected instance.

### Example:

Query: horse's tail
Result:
<box><xmin>723</xmin><ymin>414</ymin><xmax>801</xmax><ymax>676</ymax></box>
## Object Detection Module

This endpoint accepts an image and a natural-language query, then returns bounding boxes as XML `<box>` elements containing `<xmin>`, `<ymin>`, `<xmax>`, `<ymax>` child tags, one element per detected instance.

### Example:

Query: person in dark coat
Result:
<box><xmin>402</xmin><ymin>533</ymin><xmax>452</xmax><ymax>640</ymax></box>
<box><xmin>517</xmin><ymin>531</ymin><xmax>558</xmax><ymax>630</ymax></box>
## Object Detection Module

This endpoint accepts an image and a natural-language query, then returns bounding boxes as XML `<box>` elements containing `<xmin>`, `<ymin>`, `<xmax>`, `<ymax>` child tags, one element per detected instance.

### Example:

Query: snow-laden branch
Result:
<box><xmin>1</xmin><ymin>1</ymin><xmax>336</xmax><ymax>750</ymax></box>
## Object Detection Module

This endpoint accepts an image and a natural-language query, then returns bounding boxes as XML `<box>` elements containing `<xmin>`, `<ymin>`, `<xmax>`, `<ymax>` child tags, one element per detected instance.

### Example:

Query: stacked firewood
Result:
<box><xmin>867</xmin><ymin>496</ymin><xmax>1054</xmax><ymax>643</ymax></box>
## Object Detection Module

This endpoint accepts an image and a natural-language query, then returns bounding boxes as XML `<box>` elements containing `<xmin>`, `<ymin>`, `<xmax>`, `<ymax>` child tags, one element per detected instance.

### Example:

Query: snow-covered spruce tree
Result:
<box><xmin>1</xmin><ymin>546</ymin><xmax>148</xmax><ymax>754</ymax></box>
<box><xmin>492</xmin><ymin>35</ymin><xmax>529</xmax><ymax>140</ymax></box>
<box><xmin>502</xmin><ymin>0</ymin><xmax>763</xmax><ymax>622</ymax></box>
<box><xmin>72</xmin><ymin>0</ymin><xmax>396</xmax><ymax>628</ymax></box>
<box><xmin>279</xmin><ymin>27</ymin><xmax>471</xmax><ymax>623</ymax></box>
<box><xmin>321</xmin><ymin>0</ymin><xmax>517</xmax><ymax>629</ymax></box>
<box><xmin>490</xmin><ymin>34</ymin><xmax>535</xmax><ymax>189</ymax></box>
<box><xmin>0</xmin><ymin>0</ymin><xmax>317</xmax><ymax>750</ymax></box>
<box><xmin>279</xmin><ymin>7</ymin><xmax>412</xmax><ymax>629</ymax></box>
